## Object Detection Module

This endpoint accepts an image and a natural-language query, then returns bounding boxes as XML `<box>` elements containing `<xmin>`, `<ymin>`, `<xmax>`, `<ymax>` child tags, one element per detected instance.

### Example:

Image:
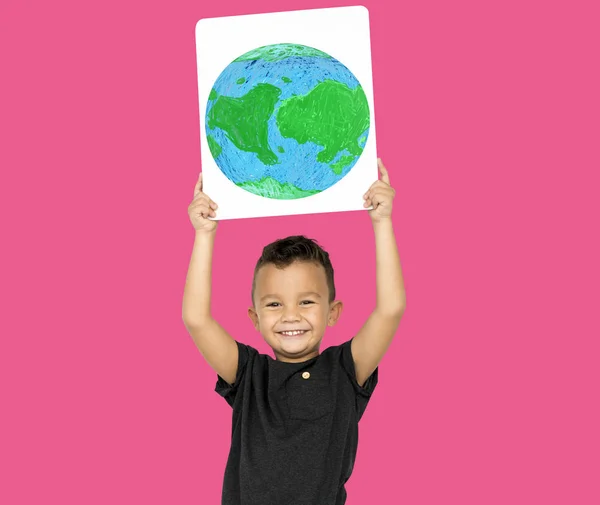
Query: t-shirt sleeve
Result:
<box><xmin>340</xmin><ymin>338</ymin><xmax>379</xmax><ymax>421</ymax></box>
<box><xmin>214</xmin><ymin>340</ymin><xmax>252</xmax><ymax>407</ymax></box>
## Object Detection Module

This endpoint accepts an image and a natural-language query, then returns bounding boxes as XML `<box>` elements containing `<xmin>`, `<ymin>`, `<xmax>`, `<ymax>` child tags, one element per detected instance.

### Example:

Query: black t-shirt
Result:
<box><xmin>215</xmin><ymin>337</ymin><xmax>378</xmax><ymax>505</ymax></box>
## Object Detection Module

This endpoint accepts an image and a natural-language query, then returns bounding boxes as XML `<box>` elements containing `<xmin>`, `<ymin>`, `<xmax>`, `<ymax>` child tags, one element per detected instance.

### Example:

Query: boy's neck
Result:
<box><xmin>274</xmin><ymin>349</ymin><xmax>320</xmax><ymax>363</ymax></box>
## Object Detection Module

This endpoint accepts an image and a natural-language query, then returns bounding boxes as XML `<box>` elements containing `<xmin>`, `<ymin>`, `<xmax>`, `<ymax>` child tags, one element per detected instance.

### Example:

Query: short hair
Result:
<box><xmin>252</xmin><ymin>235</ymin><xmax>336</xmax><ymax>304</ymax></box>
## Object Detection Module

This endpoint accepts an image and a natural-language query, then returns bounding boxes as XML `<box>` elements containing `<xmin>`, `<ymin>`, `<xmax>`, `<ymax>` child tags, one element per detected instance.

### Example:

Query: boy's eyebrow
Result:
<box><xmin>299</xmin><ymin>292</ymin><xmax>322</xmax><ymax>298</ymax></box>
<box><xmin>259</xmin><ymin>292</ymin><xmax>322</xmax><ymax>302</ymax></box>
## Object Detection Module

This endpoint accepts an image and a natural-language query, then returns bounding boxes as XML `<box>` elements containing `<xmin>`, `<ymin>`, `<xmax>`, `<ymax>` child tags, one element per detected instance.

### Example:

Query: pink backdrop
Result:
<box><xmin>1</xmin><ymin>0</ymin><xmax>599</xmax><ymax>503</ymax></box>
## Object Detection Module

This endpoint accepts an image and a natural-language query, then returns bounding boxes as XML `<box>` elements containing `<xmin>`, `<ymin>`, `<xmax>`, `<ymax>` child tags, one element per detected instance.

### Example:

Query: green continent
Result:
<box><xmin>276</xmin><ymin>80</ymin><xmax>370</xmax><ymax>167</ymax></box>
<box><xmin>234</xmin><ymin>43</ymin><xmax>331</xmax><ymax>63</ymax></box>
<box><xmin>207</xmin><ymin>83</ymin><xmax>281</xmax><ymax>165</ymax></box>
<box><xmin>330</xmin><ymin>155</ymin><xmax>355</xmax><ymax>175</ymax></box>
<box><xmin>209</xmin><ymin>89</ymin><xmax>218</xmax><ymax>100</ymax></box>
<box><xmin>282</xmin><ymin>76</ymin><xmax>292</xmax><ymax>83</ymax></box>
<box><xmin>277</xmin><ymin>146</ymin><xmax>285</xmax><ymax>153</ymax></box>
<box><xmin>206</xmin><ymin>134</ymin><xmax>222</xmax><ymax>158</ymax></box>
<box><xmin>236</xmin><ymin>77</ymin><xmax>246</xmax><ymax>84</ymax></box>
<box><xmin>236</xmin><ymin>177</ymin><xmax>321</xmax><ymax>200</ymax></box>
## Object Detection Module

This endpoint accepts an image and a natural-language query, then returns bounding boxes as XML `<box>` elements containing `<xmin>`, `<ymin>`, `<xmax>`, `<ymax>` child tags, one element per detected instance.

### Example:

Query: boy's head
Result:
<box><xmin>248</xmin><ymin>236</ymin><xmax>343</xmax><ymax>362</ymax></box>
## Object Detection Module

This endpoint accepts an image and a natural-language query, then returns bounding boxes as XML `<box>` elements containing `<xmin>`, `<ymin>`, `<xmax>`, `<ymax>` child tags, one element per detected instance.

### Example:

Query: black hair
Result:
<box><xmin>252</xmin><ymin>235</ymin><xmax>336</xmax><ymax>304</ymax></box>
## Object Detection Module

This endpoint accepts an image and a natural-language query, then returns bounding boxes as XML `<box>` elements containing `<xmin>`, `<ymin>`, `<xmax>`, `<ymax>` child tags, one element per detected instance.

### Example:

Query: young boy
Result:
<box><xmin>182</xmin><ymin>159</ymin><xmax>406</xmax><ymax>505</ymax></box>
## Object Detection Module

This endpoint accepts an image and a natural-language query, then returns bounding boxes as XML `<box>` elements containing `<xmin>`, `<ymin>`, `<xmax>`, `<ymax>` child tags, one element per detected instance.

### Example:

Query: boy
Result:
<box><xmin>182</xmin><ymin>159</ymin><xmax>406</xmax><ymax>505</ymax></box>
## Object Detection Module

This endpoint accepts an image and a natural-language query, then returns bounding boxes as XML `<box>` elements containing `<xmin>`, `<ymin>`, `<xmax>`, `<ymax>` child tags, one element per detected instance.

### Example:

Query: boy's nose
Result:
<box><xmin>281</xmin><ymin>307</ymin><xmax>301</xmax><ymax>322</ymax></box>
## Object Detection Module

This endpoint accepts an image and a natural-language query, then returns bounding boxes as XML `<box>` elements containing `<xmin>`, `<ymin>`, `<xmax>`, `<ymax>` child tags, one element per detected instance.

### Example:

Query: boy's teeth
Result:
<box><xmin>281</xmin><ymin>330</ymin><xmax>305</xmax><ymax>336</ymax></box>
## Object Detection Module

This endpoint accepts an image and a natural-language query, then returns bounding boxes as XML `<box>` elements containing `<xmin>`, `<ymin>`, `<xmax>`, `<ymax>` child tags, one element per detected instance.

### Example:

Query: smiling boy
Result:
<box><xmin>182</xmin><ymin>159</ymin><xmax>406</xmax><ymax>505</ymax></box>
<box><xmin>248</xmin><ymin>239</ymin><xmax>341</xmax><ymax>364</ymax></box>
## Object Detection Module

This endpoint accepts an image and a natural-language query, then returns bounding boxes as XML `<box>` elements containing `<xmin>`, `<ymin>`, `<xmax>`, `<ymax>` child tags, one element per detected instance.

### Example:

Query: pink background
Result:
<box><xmin>1</xmin><ymin>0</ymin><xmax>599</xmax><ymax>504</ymax></box>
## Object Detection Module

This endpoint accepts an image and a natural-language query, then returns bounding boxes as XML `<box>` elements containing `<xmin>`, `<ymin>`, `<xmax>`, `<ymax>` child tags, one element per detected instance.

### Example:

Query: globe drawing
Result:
<box><xmin>205</xmin><ymin>43</ymin><xmax>370</xmax><ymax>200</ymax></box>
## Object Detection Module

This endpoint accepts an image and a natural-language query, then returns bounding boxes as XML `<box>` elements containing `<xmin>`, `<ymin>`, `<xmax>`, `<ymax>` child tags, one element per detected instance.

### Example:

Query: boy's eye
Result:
<box><xmin>266</xmin><ymin>301</ymin><xmax>314</xmax><ymax>307</ymax></box>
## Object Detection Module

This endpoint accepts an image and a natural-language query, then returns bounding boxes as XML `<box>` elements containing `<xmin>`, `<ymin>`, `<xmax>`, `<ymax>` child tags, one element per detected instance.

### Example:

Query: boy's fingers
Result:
<box><xmin>364</xmin><ymin>179</ymin><xmax>388</xmax><ymax>198</ymax></box>
<box><xmin>201</xmin><ymin>208</ymin><xmax>216</xmax><ymax>218</ymax></box>
<box><xmin>203</xmin><ymin>196</ymin><xmax>218</xmax><ymax>209</ymax></box>
<box><xmin>190</xmin><ymin>198</ymin><xmax>211</xmax><ymax>212</ymax></box>
<box><xmin>371</xmin><ymin>186</ymin><xmax>395</xmax><ymax>199</ymax></box>
<box><xmin>372</xmin><ymin>191</ymin><xmax>385</xmax><ymax>203</ymax></box>
<box><xmin>192</xmin><ymin>193</ymin><xmax>218</xmax><ymax>209</ymax></box>
<box><xmin>195</xmin><ymin>201</ymin><xmax>215</xmax><ymax>214</ymax></box>
<box><xmin>364</xmin><ymin>182</ymin><xmax>394</xmax><ymax>202</ymax></box>
<box><xmin>363</xmin><ymin>181</ymin><xmax>378</xmax><ymax>198</ymax></box>
<box><xmin>370</xmin><ymin>193</ymin><xmax>387</xmax><ymax>209</ymax></box>
<box><xmin>378</xmin><ymin>158</ymin><xmax>390</xmax><ymax>185</ymax></box>
<box><xmin>193</xmin><ymin>202</ymin><xmax>214</xmax><ymax>218</ymax></box>
<box><xmin>192</xmin><ymin>192</ymin><xmax>207</xmax><ymax>203</ymax></box>
<box><xmin>189</xmin><ymin>202</ymin><xmax>206</xmax><ymax>214</ymax></box>
<box><xmin>367</xmin><ymin>189</ymin><xmax>381</xmax><ymax>200</ymax></box>
<box><xmin>371</xmin><ymin>180</ymin><xmax>388</xmax><ymax>190</ymax></box>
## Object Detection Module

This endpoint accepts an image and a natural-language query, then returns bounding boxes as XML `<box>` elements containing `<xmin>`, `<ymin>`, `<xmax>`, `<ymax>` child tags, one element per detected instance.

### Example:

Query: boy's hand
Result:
<box><xmin>363</xmin><ymin>158</ymin><xmax>395</xmax><ymax>222</ymax></box>
<box><xmin>188</xmin><ymin>173</ymin><xmax>218</xmax><ymax>233</ymax></box>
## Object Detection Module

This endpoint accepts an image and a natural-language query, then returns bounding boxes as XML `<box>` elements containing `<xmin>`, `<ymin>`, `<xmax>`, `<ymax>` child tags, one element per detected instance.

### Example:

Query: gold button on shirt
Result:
<box><xmin>302</xmin><ymin>371</ymin><xmax>310</xmax><ymax>379</ymax></box>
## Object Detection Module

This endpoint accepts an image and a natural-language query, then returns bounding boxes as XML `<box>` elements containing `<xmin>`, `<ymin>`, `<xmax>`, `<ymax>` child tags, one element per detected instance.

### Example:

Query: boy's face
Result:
<box><xmin>248</xmin><ymin>261</ymin><xmax>343</xmax><ymax>362</ymax></box>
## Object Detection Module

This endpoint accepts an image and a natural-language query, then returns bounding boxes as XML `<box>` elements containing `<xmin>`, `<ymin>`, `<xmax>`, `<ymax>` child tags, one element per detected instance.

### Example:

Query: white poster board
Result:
<box><xmin>195</xmin><ymin>6</ymin><xmax>377</xmax><ymax>220</ymax></box>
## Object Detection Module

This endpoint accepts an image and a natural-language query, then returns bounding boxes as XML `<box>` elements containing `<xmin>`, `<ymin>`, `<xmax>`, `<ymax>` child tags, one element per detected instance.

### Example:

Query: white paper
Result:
<box><xmin>195</xmin><ymin>6</ymin><xmax>377</xmax><ymax>220</ymax></box>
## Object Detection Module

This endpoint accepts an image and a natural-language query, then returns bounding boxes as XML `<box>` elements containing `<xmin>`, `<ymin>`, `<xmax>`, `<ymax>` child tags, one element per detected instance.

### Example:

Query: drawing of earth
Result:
<box><xmin>205</xmin><ymin>43</ymin><xmax>370</xmax><ymax>199</ymax></box>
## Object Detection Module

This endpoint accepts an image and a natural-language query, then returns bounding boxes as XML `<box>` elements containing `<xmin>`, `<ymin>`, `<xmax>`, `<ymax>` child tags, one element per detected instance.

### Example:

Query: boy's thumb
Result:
<box><xmin>194</xmin><ymin>173</ymin><xmax>203</xmax><ymax>196</ymax></box>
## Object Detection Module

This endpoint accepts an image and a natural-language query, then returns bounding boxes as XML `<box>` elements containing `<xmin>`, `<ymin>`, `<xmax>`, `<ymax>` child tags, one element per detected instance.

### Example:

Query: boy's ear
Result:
<box><xmin>327</xmin><ymin>300</ymin><xmax>343</xmax><ymax>326</ymax></box>
<box><xmin>248</xmin><ymin>307</ymin><xmax>259</xmax><ymax>331</ymax></box>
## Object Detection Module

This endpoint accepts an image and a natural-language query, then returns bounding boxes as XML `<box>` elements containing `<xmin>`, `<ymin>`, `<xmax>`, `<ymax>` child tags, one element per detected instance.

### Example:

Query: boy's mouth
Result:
<box><xmin>278</xmin><ymin>330</ymin><xmax>308</xmax><ymax>337</ymax></box>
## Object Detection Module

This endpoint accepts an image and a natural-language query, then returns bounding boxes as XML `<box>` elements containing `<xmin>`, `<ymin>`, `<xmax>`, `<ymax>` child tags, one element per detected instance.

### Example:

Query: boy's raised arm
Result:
<box><xmin>352</xmin><ymin>159</ymin><xmax>406</xmax><ymax>387</ymax></box>
<box><xmin>182</xmin><ymin>174</ymin><xmax>239</xmax><ymax>386</ymax></box>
